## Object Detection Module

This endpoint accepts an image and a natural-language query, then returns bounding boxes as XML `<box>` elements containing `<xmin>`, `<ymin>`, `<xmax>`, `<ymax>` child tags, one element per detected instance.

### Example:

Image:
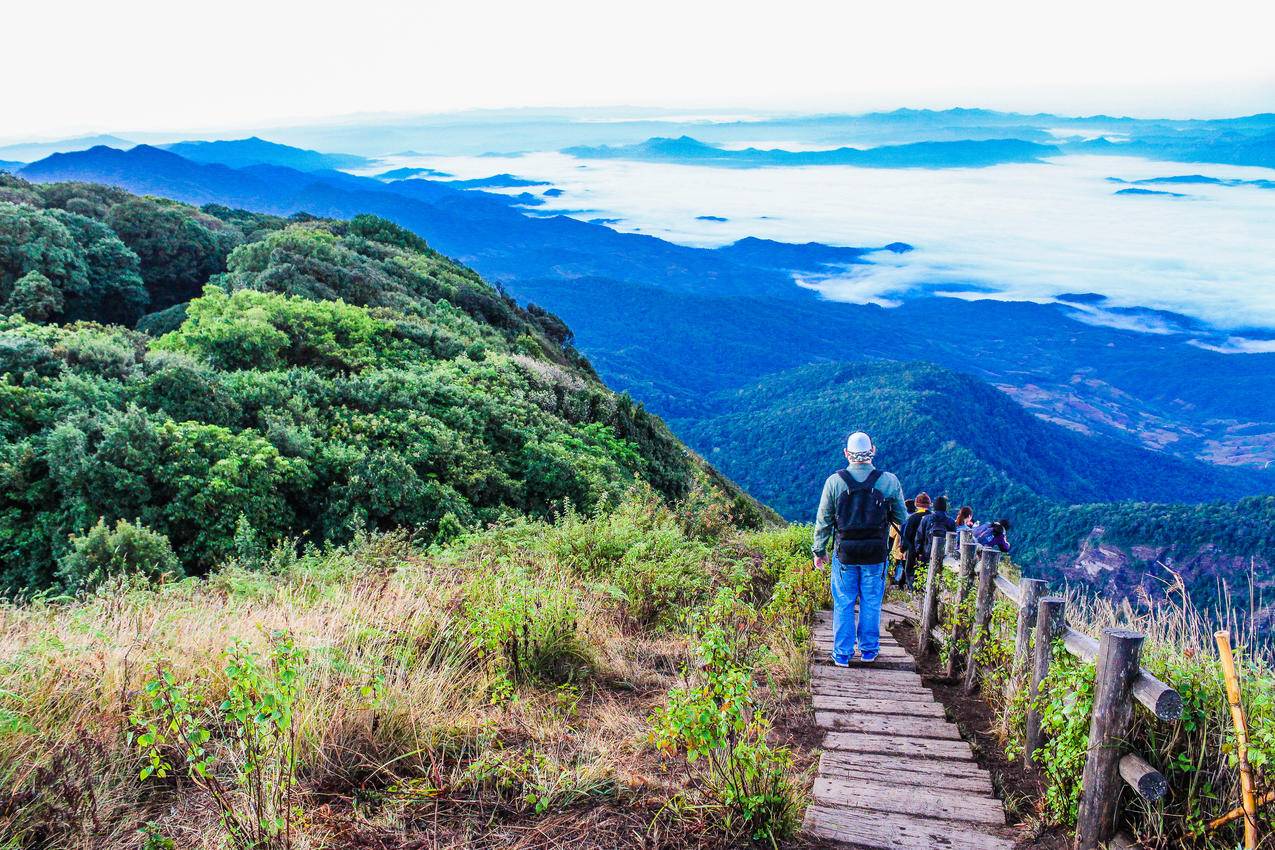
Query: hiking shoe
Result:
<box><xmin>832</xmin><ymin>655</ymin><xmax>850</xmax><ymax>667</ymax></box>
<box><xmin>860</xmin><ymin>652</ymin><xmax>878</xmax><ymax>663</ymax></box>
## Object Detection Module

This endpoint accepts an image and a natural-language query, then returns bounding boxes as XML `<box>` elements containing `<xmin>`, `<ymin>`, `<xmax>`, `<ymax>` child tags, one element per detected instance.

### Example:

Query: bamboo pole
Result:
<box><xmin>1216</xmin><ymin>630</ymin><xmax>1259</xmax><ymax>849</ymax></box>
<box><xmin>1210</xmin><ymin>790</ymin><xmax>1275</xmax><ymax>830</ymax></box>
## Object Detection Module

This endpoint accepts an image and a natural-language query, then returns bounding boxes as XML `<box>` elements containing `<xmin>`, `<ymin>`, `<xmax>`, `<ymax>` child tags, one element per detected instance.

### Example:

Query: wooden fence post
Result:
<box><xmin>1075</xmin><ymin>628</ymin><xmax>1146</xmax><ymax>850</ymax></box>
<box><xmin>1010</xmin><ymin>578</ymin><xmax>1048</xmax><ymax>691</ymax></box>
<box><xmin>1025</xmin><ymin>596</ymin><xmax>1065</xmax><ymax>768</ymax></box>
<box><xmin>918</xmin><ymin>534</ymin><xmax>947</xmax><ymax>658</ymax></box>
<box><xmin>944</xmin><ymin>535</ymin><xmax>979</xmax><ymax>678</ymax></box>
<box><xmin>963</xmin><ymin>548</ymin><xmax>1000</xmax><ymax>694</ymax></box>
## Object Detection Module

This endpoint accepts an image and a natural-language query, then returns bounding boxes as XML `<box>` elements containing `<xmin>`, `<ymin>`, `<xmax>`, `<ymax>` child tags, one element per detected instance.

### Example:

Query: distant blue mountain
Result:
<box><xmin>17</xmin><ymin>144</ymin><xmax>808</xmax><ymax>300</ymax></box>
<box><xmin>1110</xmin><ymin>174</ymin><xmax>1275</xmax><ymax>190</ymax></box>
<box><xmin>374</xmin><ymin>166</ymin><xmax>453</xmax><ymax>180</ymax></box>
<box><xmin>1114</xmin><ymin>187</ymin><xmax>1188</xmax><ymax>198</ymax></box>
<box><xmin>696</xmin><ymin>215</ymin><xmax>728</xmax><ymax>222</ymax></box>
<box><xmin>714</xmin><ymin>236</ymin><xmax>880</xmax><ymax>270</ymax></box>
<box><xmin>0</xmin><ymin>160</ymin><xmax>22</xmax><ymax>172</ymax></box>
<box><xmin>0</xmin><ymin>133</ymin><xmax>135</xmax><ymax>163</ymax></box>
<box><xmin>1073</xmin><ymin>130</ymin><xmax>1275</xmax><ymax>170</ymax></box>
<box><xmin>162</xmin><ymin>136</ymin><xmax>368</xmax><ymax>171</ymax></box>
<box><xmin>443</xmin><ymin>173</ymin><xmax>549</xmax><ymax>189</ymax></box>
<box><xmin>563</xmin><ymin>135</ymin><xmax>1061</xmax><ymax>168</ymax></box>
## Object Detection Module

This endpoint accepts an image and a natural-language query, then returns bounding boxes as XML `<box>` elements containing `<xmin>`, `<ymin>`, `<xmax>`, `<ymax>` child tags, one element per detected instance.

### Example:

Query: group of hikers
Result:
<box><xmin>811</xmin><ymin>431</ymin><xmax>1012</xmax><ymax>666</ymax></box>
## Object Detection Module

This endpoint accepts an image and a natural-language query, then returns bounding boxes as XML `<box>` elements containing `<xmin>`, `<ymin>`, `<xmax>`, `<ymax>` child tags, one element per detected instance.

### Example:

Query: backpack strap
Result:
<box><xmin>836</xmin><ymin>469</ymin><xmax>883</xmax><ymax>490</ymax></box>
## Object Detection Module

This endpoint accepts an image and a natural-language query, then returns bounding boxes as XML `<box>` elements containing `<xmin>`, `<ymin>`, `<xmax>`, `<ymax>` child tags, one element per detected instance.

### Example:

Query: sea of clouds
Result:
<box><xmin>360</xmin><ymin>151</ymin><xmax>1275</xmax><ymax>341</ymax></box>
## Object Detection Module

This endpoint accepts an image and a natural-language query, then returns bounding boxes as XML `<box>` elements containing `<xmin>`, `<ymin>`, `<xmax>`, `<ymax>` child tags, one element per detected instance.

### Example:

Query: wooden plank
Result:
<box><xmin>811</xmin><ymin>694</ymin><xmax>946</xmax><ymax>716</ymax></box>
<box><xmin>810</xmin><ymin>652</ymin><xmax>912</xmax><ymax>662</ymax></box>
<box><xmin>803</xmin><ymin>804</ymin><xmax>1014</xmax><ymax>850</ymax></box>
<box><xmin>819</xmin><ymin>754</ymin><xmax>993</xmax><ymax>794</ymax></box>
<box><xmin>810</xmin><ymin>680</ymin><xmax>932</xmax><ymax>695</ymax></box>
<box><xmin>810</xmin><ymin>683</ymin><xmax>936</xmax><ymax>702</ymax></box>
<box><xmin>820</xmin><ymin>749</ymin><xmax>988</xmax><ymax>781</ymax></box>
<box><xmin>822</xmin><ymin>731</ymin><xmax>973</xmax><ymax>760</ymax></box>
<box><xmin>811</xmin><ymin>642</ymin><xmax>908</xmax><ymax>655</ymax></box>
<box><xmin>815</xmin><ymin>712</ymin><xmax>961</xmax><ymax>740</ymax></box>
<box><xmin>813</xmin><ymin>777</ymin><xmax>1005</xmax><ymax>824</ymax></box>
<box><xmin>812</xmin><ymin>658</ymin><xmax>917</xmax><ymax>672</ymax></box>
<box><xmin>811</xmin><ymin>667</ymin><xmax>924</xmax><ymax>684</ymax></box>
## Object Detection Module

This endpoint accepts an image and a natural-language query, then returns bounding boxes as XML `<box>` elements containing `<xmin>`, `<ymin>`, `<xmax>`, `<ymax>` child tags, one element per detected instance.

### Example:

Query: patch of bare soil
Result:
<box><xmin>890</xmin><ymin>620</ymin><xmax>1072</xmax><ymax>850</ymax></box>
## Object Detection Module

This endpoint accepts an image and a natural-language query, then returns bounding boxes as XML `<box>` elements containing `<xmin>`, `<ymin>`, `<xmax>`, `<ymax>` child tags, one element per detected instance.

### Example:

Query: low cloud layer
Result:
<box><xmin>367</xmin><ymin>151</ymin><xmax>1275</xmax><ymax>334</ymax></box>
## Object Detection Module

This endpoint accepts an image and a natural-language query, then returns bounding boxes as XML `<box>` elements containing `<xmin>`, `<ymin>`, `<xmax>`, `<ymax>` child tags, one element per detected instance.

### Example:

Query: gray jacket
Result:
<box><xmin>812</xmin><ymin>463</ymin><xmax>909</xmax><ymax>557</ymax></box>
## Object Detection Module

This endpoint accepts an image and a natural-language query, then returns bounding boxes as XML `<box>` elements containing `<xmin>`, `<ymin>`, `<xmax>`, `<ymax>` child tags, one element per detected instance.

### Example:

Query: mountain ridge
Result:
<box><xmin>563</xmin><ymin>135</ymin><xmax>1061</xmax><ymax>168</ymax></box>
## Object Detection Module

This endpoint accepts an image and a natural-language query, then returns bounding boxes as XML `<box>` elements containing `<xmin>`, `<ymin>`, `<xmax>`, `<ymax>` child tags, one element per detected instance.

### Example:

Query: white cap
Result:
<box><xmin>846</xmin><ymin>431</ymin><xmax>874</xmax><ymax>454</ymax></box>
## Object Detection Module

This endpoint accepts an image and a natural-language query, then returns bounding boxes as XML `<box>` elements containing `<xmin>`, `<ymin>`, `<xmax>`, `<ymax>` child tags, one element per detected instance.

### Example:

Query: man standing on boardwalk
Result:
<box><xmin>812</xmin><ymin>432</ymin><xmax>908</xmax><ymax>665</ymax></box>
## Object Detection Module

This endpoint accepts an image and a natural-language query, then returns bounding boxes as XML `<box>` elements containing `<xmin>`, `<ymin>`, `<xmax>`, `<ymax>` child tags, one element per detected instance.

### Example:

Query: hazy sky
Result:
<box><xmin>4</xmin><ymin>0</ymin><xmax>1273</xmax><ymax>140</ymax></box>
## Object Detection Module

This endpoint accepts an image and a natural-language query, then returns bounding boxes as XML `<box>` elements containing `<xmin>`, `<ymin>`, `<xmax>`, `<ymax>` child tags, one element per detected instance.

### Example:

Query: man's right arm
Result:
<box><xmin>812</xmin><ymin>477</ymin><xmax>835</xmax><ymax>557</ymax></box>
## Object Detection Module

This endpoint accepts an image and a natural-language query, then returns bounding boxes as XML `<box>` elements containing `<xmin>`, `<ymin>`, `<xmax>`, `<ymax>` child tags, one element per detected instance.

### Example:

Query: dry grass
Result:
<box><xmin>0</xmin><ymin>500</ymin><xmax>820</xmax><ymax>850</ymax></box>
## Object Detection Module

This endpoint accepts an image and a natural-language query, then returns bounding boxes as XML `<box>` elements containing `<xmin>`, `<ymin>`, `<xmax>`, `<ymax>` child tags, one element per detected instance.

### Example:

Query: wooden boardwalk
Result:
<box><xmin>802</xmin><ymin>609</ymin><xmax>1014</xmax><ymax>850</ymax></box>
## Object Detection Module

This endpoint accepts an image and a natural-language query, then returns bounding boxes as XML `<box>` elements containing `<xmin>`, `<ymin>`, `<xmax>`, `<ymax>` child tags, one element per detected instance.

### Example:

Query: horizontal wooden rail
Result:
<box><xmin>1120</xmin><ymin>753</ymin><xmax>1168</xmax><ymax>802</ymax></box>
<box><xmin>923</xmin><ymin>536</ymin><xmax>1180</xmax><ymax>849</ymax></box>
<box><xmin>994</xmin><ymin>574</ymin><xmax>1020</xmax><ymax>605</ymax></box>
<box><xmin>938</xmin><ymin>547</ymin><xmax>1182</xmax><ymax>721</ymax></box>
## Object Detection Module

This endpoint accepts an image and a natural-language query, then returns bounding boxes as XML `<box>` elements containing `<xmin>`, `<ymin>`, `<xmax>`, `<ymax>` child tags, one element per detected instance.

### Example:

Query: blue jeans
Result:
<box><xmin>830</xmin><ymin>557</ymin><xmax>886</xmax><ymax>661</ymax></box>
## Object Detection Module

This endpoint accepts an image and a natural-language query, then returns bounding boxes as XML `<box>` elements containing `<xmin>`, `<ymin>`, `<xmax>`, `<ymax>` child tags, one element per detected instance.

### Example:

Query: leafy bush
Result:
<box><xmin>57</xmin><ymin>517</ymin><xmax>179</xmax><ymax>591</ymax></box>
<box><xmin>462</xmin><ymin>562</ymin><xmax>592</xmax><ymax>687</ymax></box>
<box><xmin>650</xmin><ymin>588</ymin><xmax>800</xmax><ymax>846</ymax></box>
<box><xmin>131</xmin><ymin>633</ymin><xmax>303</xmax><ymax>850</ymax></box>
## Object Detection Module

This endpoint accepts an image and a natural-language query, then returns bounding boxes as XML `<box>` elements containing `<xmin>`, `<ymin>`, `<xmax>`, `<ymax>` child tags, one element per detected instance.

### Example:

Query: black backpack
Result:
<box><xmin>833</xmin><ymin>469</ymin><xmax>890</xmax><ymax>565</ymax></box>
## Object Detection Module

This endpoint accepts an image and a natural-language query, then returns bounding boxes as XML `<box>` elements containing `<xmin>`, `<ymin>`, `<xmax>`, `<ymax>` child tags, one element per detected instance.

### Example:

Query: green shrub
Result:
<box><xmin>650</xmin><ymin>588</ymin><xmax>799</xmax><ymax>847</ymax></box>
<box><xmin>57</xmin><ymin>518</ymin><xmax>179</xmax><ymax>591</ymax></box>
<box><xmin>462</xmin><ymin>562</ymin><xmax>592</xmax><ymax>687</ymax></box>
<box><xmin>131</xmin><ymin>633</ymin><xmax>303</xmax><ymax>850</ymax></box>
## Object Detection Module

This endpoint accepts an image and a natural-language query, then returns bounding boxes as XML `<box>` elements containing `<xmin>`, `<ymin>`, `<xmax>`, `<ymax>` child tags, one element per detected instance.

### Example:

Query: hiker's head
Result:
<box><xmin>905</xmin><ymin>498</ymin><xmax>916</xmax><ymax>513</ymax></box>
<box><xmin>915</xmin><ymin>492</ymin><xmax>931</xmax><ymax>509</ymax></box>
<box><xmin>997</xmin><ymin>518</ymin><xmax>1012</xmax><ymax>532</ymax></box>
<box><xmin>956</xmin><ymin>505</ymin><xmax>973</xmax><ymax>525</ymax></box>
<box><xmin>933</xmin><ymin>496</ymin><xmax>949</xmax><ymax>512</ymax></box>
<box><xmin>843</xmin><ymin>431</ymin><xmax>875</xmax><ymax>464</ymax></box>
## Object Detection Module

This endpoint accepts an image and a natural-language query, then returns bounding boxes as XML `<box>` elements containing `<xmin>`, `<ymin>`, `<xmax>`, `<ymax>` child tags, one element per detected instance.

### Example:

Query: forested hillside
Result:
<box><xmin>0</xmin><ymin>174</ymin><xmax>766</xmax><ymax>594</ymax></box>
<box><xmin>677</xmin><ymin>360</ymin><xmax>1275</xmax><ymax>615</ymax></box>
<box><xmin>679</xmin><ymin>360</ymin><xmax>1265</xmax><ymax>518</ymax></box>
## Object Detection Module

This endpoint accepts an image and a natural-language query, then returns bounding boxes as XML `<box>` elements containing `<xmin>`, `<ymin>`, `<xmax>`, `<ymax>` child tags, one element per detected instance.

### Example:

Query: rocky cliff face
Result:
<box><xmin>1050</xmin><ymin>526</ymin><xmax>1272</xmax><ymax>622</ymax></box>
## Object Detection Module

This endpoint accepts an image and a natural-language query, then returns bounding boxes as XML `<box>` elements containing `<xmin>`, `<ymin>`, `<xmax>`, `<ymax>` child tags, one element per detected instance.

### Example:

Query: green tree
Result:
<box><xmin>57</xmin><ymin>517</ymin><xmax>179</xmax><ymax>590</ymax></box>
<box><xmin>5</xmin><ymin>271</ymin><xmax>62</xmax><ymax>321</ymax></box>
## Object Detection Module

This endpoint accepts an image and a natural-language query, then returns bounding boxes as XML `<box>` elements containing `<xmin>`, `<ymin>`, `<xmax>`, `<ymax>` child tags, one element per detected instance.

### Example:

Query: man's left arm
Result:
<box><xmin>885</xmin><ymin>474</ymin><xmax>908</xmax><ymax>529</ymax></box>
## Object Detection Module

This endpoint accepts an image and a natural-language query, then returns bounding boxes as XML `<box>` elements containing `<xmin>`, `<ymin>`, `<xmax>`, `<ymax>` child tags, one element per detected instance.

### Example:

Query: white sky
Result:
<box><xmin>4</xmin><ymin>0</ymin><xmax>1274</xmax><ymax>140</ymax></box>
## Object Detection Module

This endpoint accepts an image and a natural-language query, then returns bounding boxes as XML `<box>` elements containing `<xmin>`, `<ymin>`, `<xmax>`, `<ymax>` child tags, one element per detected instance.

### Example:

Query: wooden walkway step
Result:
<box><xmin>802</xmin><ymin>609</ymin><xmax>1012</xmax><ymax>849</ymax></box>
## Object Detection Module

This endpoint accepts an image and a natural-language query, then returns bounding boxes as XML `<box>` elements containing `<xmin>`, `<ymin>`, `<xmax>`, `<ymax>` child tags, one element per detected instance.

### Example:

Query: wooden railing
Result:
<box><xmin>909</xmin><ymin>529</ymin><xmax>1182</xmax><ymax>850</ymax></box>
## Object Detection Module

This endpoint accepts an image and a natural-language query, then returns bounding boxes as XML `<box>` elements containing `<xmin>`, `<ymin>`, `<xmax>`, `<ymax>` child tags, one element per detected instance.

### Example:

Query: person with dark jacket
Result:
<box><xmin>917</xmin><ymin>496</ymin><xmax>958</xmax><ymax>562</ymax></box>
<box><xmin>889</xmin><ymin>498</ymin><xmax>917</xmax><ymax>584</ymax></box>
<box><xmin>899</xmin><ymin>492</ymin><xmax>931</xmax><ymax>589</ymax></box>
<box><xmin>974</xmin><ymin>518</ymin><xmax>1012</xmax><ymax>553</ymax></box>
